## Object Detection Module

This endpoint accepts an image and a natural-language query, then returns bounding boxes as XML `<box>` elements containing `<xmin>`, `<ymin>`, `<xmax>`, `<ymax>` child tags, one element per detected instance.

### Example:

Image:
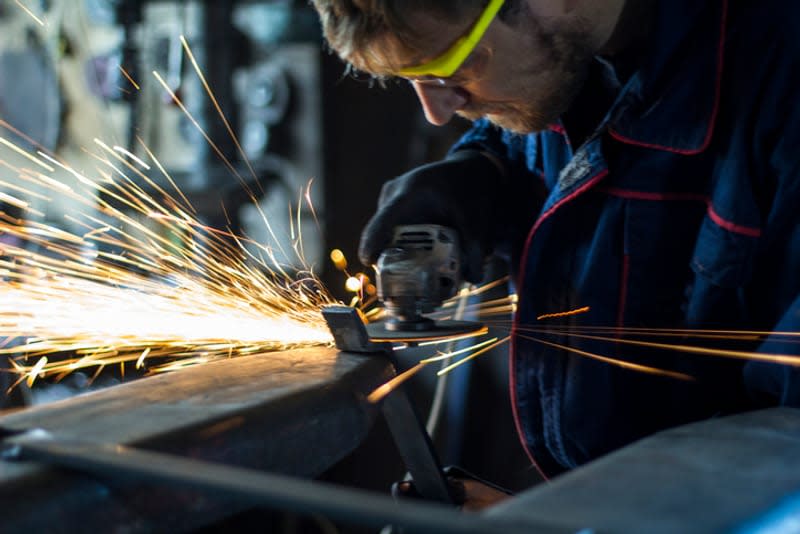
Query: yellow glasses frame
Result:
<box><xmin>396</xmin><ymin>0</ymin><xmax>505</xmax><ymax>79</ymax></box>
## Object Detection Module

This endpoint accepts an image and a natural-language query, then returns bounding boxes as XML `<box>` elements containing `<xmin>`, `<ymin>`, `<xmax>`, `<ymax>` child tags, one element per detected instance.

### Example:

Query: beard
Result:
<box><xmin>458</xmin><ymin>14</ymin><xmax>594</xmax><ymax>134</ymax></box>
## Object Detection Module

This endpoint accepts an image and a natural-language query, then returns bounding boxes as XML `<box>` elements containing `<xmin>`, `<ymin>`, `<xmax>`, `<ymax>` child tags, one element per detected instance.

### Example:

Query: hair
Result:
<box><xmin>311</xmin><ymin>0</ymin><xmax>520</xmax><ymax>75</ymax></box>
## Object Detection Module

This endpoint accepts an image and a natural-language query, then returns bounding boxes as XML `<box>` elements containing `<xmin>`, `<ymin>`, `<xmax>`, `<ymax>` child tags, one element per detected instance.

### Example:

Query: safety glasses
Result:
<box><xmin>396</xmin><ymin>0</ymin><xmax>505</xmax><ymax>79</ymax></box>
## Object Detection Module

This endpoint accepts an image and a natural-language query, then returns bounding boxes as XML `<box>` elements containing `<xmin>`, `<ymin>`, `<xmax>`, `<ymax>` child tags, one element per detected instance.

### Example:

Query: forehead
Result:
<box><xmin>351</xmin><ymin>9</ymin><xmax>477</xmax><ymax>76</ymax></box>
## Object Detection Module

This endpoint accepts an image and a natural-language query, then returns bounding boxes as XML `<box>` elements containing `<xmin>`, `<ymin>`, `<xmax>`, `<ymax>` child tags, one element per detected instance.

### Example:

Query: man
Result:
<box><xmin>311</xmin><ymin>0</ymin><xmax>800</xmax><ymax>484</ymax></box>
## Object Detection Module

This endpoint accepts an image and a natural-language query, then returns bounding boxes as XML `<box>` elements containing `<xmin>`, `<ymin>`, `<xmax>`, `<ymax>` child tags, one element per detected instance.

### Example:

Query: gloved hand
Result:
<box><xmin>358</xmin><ymin>150</ymin><xmax>506</xmax><ymax>284</ymax></box>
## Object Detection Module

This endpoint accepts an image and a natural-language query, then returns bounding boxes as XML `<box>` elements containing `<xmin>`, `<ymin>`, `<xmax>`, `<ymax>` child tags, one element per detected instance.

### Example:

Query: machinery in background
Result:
<box><xmin>89</xmin><ymin>0</ymin><xmax>325</xmax><ymax>270</ymax></box>
<box><xmin>0</xmin><ymin>0</ymin><xmax>327</xmax><ymax>406</ymax></box>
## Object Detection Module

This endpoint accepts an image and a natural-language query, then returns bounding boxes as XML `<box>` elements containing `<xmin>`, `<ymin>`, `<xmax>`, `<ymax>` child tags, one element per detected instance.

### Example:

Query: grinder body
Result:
<box><xmin>376</xmin><ymin>225</ymin><xmax>461</xmax><ymax>332</ymax></box>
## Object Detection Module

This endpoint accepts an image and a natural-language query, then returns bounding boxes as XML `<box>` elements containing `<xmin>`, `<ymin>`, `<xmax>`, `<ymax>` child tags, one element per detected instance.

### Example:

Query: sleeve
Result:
<box><xmin>446</xmin><ymin>119</ymin><xmax>548</xmax><ymax>267</ymax></box>
<box><xmin>448</xmin><ymin>118</ymin><xmax>540</xmax><ymax>180</ymax></box>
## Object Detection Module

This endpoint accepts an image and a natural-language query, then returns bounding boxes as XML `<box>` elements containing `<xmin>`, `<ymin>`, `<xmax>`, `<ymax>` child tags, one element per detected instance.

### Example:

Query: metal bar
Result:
<box><xmin>3</xmin><ymin>430</ymin><xmax>559</xmax><ymax>534</ymax></box>
<box><xmin>0</xmin><ymin>347</ymin><xmax>389</xmax><ymax>473</ymax></box>
<box><xmin>0</xmin><ymin>347</ymin><xmax>393</xmax><ymax>531</ymax></box>
<box><xmin>382</xmin><ymin>390</ymin><xmax>454</xmax><ymax>503</ymax></box>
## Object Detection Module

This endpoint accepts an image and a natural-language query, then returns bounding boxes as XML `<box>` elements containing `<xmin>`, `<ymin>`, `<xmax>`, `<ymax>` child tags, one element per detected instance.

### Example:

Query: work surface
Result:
<box><xmin>488</xmin><ymin>406</ymin><xmax>800</xmax><ymax>533</ymax></box>
<box><xmin>0</xmin><ymin>347</ymin><xmax>393</xmax><ymax>531</ymax></box>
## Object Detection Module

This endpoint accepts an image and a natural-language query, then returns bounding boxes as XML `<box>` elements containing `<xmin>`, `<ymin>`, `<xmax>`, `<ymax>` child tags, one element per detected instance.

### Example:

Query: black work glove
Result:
<box><xmin>358</xmin><ymin>150</ymin><xmax>506</xmax><ymax>284</ymax></box>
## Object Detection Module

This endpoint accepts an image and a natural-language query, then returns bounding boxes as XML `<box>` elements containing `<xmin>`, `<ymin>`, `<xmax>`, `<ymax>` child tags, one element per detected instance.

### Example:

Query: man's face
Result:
<box><xmin>372</xmin><ymin>2</ymin><xmax>598</xmax><ymax>134</ymax></box>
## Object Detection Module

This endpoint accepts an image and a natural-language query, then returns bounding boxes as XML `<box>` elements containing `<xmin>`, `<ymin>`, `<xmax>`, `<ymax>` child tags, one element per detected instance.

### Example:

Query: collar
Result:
<box><xmin>606</xmin><ymin>0</ymin><xmax>728</xmax><ymax>154</ymax></box>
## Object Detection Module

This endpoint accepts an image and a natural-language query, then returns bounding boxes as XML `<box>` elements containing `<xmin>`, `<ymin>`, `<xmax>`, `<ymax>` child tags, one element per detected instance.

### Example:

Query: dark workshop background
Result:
<box><xmin>0</xmin><ymin>0</ymin><xmax>541</xmax><ymax>530</ymax></box>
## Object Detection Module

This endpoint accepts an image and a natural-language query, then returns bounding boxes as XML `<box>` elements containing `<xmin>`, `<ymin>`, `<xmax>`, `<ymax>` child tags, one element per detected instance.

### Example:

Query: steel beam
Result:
<box><xmin>3</xmin><ymin>431</ymin><xmax>566</xmax><ymax>534</ymax></box>
<box><xmin>0</xmin><ymin>347</ymin><xmax>393</xmax><ymax>532</ymax></box>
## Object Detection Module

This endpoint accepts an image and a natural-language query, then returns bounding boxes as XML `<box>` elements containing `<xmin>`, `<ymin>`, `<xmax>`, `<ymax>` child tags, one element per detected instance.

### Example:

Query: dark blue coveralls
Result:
<box><xmin>452</xmin><ymin>0</ymin><xmax>800</xmax><ymax>477</ymax></box>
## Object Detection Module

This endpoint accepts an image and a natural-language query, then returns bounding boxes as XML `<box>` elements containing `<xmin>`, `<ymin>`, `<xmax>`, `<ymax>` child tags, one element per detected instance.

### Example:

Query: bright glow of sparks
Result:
<box><xmin>345</xmin><ymin>276</ymin><xmax>362</xmax><ymax>293</ymax></box>
<box><xmin>0</xmin><ymin>132</ymin><xmax>335</xmax><ymax>389</ymax></box>
<box><xmin>330</xmin><ymin>248</ymin><xmax>347</xmax><ymax>271</ymax></box>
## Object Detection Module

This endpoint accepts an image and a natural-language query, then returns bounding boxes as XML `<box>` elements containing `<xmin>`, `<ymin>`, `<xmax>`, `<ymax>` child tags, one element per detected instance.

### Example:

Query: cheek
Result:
<box><xmin>527</xmin><ymin>0</ymin><xmax>573</xmax><ymax>17</ymax></box>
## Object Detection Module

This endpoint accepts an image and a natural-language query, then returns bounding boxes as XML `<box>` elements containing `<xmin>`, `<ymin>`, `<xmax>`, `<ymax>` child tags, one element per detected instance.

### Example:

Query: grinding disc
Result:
<box><xmin>365</xmin><ymin>320</ymin><xmax>487</xmax><ymax>344</ymax></box>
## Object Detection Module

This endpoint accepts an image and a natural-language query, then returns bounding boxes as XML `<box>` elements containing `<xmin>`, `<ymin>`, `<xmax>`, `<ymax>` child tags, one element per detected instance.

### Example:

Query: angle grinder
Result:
<box><xmin>364</xmin><ymin>224</ymin><xmax>485</xmax><ymax>343</ymax></box>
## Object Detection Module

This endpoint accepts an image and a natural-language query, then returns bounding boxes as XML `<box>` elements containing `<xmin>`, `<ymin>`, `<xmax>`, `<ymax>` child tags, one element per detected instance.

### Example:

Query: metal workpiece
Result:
<box><xmin>2</xmin><ymin>431</ymin><xmax>561</xmax><ymax>534</ymax></box>
<box><xmin>322</xmin><ymin>305</ymin><xmax>392</xmax><ymax>353</ymax></box>
<box><xmin>0</xmin><ymin>347</ymin><xmax>393</xmax><ymax>532</ymax></box>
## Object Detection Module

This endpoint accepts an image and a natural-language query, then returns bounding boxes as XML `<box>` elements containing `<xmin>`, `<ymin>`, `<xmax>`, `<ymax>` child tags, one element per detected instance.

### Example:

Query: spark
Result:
<box><xmin>0</xmin><ymin>134</ymin><xmax>335</xmax><ymax>387</ymax></box>
<box><xmin>506</xmin><ymin>323</ymin><xmax>799</xmax><ymax>342</ymax></box>
<box><xmin>345</xmin><ymin>276</ymin><xmax>362</xmax><ymax>293</ymax></box>
<box><xmin>304</xmin><ymin>179</ymin><xmax>321</xmax><ymax>229</ymax></box>
<box><xmin>0</xmin><ymin>136</ymin><xmax>55</xmax><ymax>172</ymax></box>
<box><xmin>0</xmin><ymin>191</ymin><xmax>29</xmax><ymax>211</ymax></box>
<box><xmin>25</xmin><ymin>356</ymin><xmax>47</xmax><ymax>387</ymax></box>
<box><xmin>330</xmin><ymin>249</ymin><xmax>347</xmax><ymax>271</ymax></box>
<box><xmin>118</xmin><ymin>66</ymin><xmax>141</xmax><ymax>91</ymax></box>
<box><xmin>537</xmin><ymin>306</ymin><xmax>590</xmax><ymax>321</ymax></box>
<box><xmin>152</xmin><ymin>57</ymin><xmax>292</xmax><ymax>266</ymax></box>
<box><xmin>14</xmin><ymin>0</ymin><xmax>45</xmax><ymax>26</ymax></box>
<box><xmin>135</xmin><ymin>348</ymin><xmax>150</xmax><ymax>369</ymax></box>
<box><xmin>436</xmin><ymin>336</ymin><xmax>509</xmax><ymax>376</ymax></box>
<box><xmin>547</xmin><ymin>330</ymin><xmax>800</xmax><ymax>367</ymax></box>
<box><xmin>113</xmin><ymin>146</ymin><xmax>151</xmax><ymax>170</ymax></box>
<box><xmin>516</xmin><ymin>333</ymin><xmax>694</xmax><ymax>381</ymax></box>
<box><xmin>367</xmin><ymin>362</ymin><xmax>427</xmax><ymax>404</ymax></box>
<box><xmin>417</xmin><ymin>331</ymin><xmax>493</xmax><ymax>348</ymax></box>
<box><xmin>420</xmin><ymin>337</ymin><xmax>499</xmax><ymax>363</ymax></box>
<box><xmin>179</xmin><ymin>35</ymin><xmax>261</xmax><ymax>195</ymax></box>
<box><xmin>366</xmin><ymin>335</ymin><xmax>504</xmax><ymax>404</ymax></box>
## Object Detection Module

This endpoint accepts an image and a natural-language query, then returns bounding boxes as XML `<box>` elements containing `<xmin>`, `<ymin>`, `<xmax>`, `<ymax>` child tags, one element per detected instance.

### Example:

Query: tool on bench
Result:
<box><xmin>322</xmin><ymin>225</ymin><xmax>488</xmax><ymax>504</ymax></box>
<box><xmin>364</xmin><ymin>224</ymin><xmax>484</xmax><ymax>343</ymax></box>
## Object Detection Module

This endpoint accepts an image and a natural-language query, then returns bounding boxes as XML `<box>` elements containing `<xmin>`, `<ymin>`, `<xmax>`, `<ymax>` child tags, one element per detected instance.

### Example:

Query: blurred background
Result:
<box><xmin>0</xmin><ymin>1</ymin><xmax>540</xmax><ymax>529</ymax></box>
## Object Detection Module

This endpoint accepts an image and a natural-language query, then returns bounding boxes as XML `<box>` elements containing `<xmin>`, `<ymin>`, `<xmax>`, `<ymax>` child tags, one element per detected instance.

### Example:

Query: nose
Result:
<box><xmin>411</xmin><ymin>82</ymin><xmax>470</xmax><ymax>126</ymax></box>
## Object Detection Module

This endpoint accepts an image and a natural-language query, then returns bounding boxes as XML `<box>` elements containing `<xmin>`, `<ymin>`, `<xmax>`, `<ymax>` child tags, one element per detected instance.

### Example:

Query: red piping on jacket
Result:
<box><xmin>600</xmin><ymin>187</ymin><xmax>762</xmax><ymax>237</ymax></box>
<box><xmin>510</xmin><ymin>169</ymin><xmax>610</xmax><ymax>479</ymax></box>
<box><xmin>707</xmin><ymin>204</ymin><xmax>762</xmax><ymax>237</ymax></box>
<box><xmin>607</xmin><ymin>0</ymin><xmax>729</xmax><ymax>155</ymax></box>
<box><xmin>598</xmin><ymin>187</ymin><xmax>708</xmax><ymax>202</ymax></box>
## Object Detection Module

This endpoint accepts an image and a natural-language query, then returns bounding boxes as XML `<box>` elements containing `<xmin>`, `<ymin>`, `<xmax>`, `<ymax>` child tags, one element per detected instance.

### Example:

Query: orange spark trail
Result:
<box><xmin>549</xmin><ymin>330</ymin><xmax>800</xmax><ymax>367</ymax></box>
<box><xmin>516</xmin><ymin>334</ymin><xmax>694</xmax><ymax>381</ymax></box>
<box><xmin>118</xmin><ymin>66</ymin><xmax>141</xmax><ymax>91</ymax></box>
<box><xmin>537</xmin><ymin>306</ymin><xmax>591</xmax><ymax>321</ymax></box>
<box><xmin>367</xmin><ymin>362</ymin><xmax>428</xmax><ymax>404</ymax></box>
<box><xmin>436</xmin><ymin>336</ymin><xmax>509</xmax><ymax>376</ymax></box>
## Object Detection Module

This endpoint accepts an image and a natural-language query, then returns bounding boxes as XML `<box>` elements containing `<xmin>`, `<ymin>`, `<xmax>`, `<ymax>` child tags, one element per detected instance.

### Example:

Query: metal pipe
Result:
<box><xmin>4</xmin><ymin>430</ymin><xmax>564</xmax><ymax>534</ymax></box>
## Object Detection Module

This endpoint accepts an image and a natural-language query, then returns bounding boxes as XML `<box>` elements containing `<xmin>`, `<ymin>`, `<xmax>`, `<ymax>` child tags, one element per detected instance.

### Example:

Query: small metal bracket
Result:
<box><xmin>321</xmin><ymin>305</ymin><xmax>392</xmax><ymax>354</ymax></box>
